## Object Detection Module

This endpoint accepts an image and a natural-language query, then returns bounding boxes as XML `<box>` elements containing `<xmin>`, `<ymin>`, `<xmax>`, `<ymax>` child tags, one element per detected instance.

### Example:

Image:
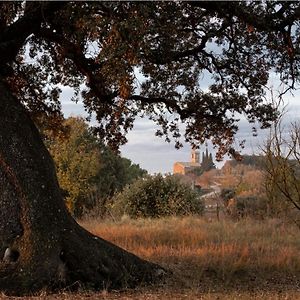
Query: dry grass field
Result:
<box><xmin>3</xmin><ymin>216</ymin><xmax>300</xmax><ymax>299</ymax></box>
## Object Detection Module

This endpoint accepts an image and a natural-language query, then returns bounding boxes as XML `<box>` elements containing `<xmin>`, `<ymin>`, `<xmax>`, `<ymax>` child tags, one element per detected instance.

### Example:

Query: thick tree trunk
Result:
<box><xmin>0</xmin><ymin>79</ymin><xmax>165</xmax><ymax>295</ymax></box>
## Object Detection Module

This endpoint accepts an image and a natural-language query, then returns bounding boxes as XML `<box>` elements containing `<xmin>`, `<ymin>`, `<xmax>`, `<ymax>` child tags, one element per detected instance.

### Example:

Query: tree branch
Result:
<box><xmin>189</xmin><ymin>1</ymin><xmax>299</xmax><ymax>32</ymax></box>
<box><xmin>37</xmin><ymin>28</ymin><xmax>116</xmax><ymax>104</ymax></box>
<box><xmin>129</xmin><ymin>94</ymin><xmax>184</xmax><ymax>116</ymax></box>
<box><xmin>0</xmin><ymin>2</ymin><xmax>66</xmax><ymax>67</ymax></box>
<box><xmin>145</xmin><ymin>19</ymin><xmax>230</xmax><ymax>65</ymax></box>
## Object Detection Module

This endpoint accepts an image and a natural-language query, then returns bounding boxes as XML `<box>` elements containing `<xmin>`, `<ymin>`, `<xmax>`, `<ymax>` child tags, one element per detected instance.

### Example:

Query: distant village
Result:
<box><xmin>173</xmin><ymin>147</ymin><xmax>216</xmax><ymax>191</ymax></box>
<box><xmin>173</xmin><ymin>148</ymin><xmax>215</xmax><ymax>176</ymax></box>
<box><xmin>172</xmin><ymin>148</ymin><xmax>264</xmax><ymax>191</ymax></box>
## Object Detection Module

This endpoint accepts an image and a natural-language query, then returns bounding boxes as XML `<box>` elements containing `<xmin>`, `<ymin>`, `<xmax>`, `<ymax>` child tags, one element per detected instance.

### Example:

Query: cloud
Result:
<box><xmin>121</xmin><ymin>142</ymin><xmax>192</xmax><ymax>174</ymax></box>
<box><xmin>61</xmin><ymin>102</ymin><xmax>88</xmax><ymax>118</ymax></box>
<box><xmin>59</xmin><ymin>80</ymin><xmax>300</xmax><ymax>174</ymax></box>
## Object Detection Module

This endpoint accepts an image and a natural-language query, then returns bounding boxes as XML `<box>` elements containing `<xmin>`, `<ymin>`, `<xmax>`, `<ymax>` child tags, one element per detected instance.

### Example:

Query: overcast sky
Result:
<box><xmin>60</xmin><ymin>85</ymin><xmax>300</xmax><ymax>174</ymax></box>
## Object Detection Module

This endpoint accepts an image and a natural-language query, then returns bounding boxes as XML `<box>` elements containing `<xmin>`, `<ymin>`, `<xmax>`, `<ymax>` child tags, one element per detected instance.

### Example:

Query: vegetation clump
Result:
<box><xmin>109</xmin><ymin>174</ymin><xmax>204</xmax><ymax>218</ymax></box>
<box><xmin>44</xmin><ymin>117</ymin><xmax>147</xmax><ymax>217</ymax></box>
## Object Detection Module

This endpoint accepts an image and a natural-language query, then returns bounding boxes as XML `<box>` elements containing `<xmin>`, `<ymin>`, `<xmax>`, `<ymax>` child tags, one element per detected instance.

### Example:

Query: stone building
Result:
<box><xmin>173</xmin><ymin>148</ymin><xmax>201</xmax><ymax>175</ymax></box>
<box><xmin>173</xmin><ymin>148</ymin><xmax>215</xmax><ymax>175</ymax></box>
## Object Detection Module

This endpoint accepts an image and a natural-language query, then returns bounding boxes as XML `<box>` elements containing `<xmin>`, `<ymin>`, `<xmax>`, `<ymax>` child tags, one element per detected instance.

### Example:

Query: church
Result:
<box><xmin>173</xmin><ymin>148</ymin><xmax>215</xmax><ymax>175</ymax></box>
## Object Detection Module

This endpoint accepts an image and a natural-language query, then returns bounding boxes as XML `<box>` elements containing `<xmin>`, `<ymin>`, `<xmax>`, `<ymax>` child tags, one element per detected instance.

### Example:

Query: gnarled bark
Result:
<box><xmin>0</xmin><ymin>79</ymin><xmax>165</xmax><ymax>295</ymax></box>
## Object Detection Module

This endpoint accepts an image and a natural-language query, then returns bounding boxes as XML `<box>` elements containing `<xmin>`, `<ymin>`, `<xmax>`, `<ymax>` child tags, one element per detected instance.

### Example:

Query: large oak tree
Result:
<box><xmin>0</xmin><ymin>1</ymin><xmax>300</xmax><ymax>295</ymax></box>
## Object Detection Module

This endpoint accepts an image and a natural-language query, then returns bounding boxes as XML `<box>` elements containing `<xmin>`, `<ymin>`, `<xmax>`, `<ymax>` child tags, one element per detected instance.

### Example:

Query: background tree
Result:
<box><xmin>47</xmin><ymin>117</ymin><xmax>101</xmax><ymax>215</ymax></box>
<box><xmin>264</xmin><ymin>120</ymin><xmax>300</xmax><ymax>226</ymax></box>
<box><xmin>1</xmin><ymin>1</ymin><xmax>300</xmax><ymax>294</ymax></box>
<box><xmin>44</xmin><ymin>117</ymin><xmax>147</xmax><ymax>217</ymax></box>
<box><xmin>201</xmin><ymin>149</ymin><xmax>216</xmax><ymax>173</ymax></box>
<box><xmin>94</xmin><ymin>146</ymin><xmax>147</xmax><ymax>201</ymax></box>
<box><xmin>88</xmin><ymin>146</ymin><xmax>147</xmax><ymax>218</ymax></box>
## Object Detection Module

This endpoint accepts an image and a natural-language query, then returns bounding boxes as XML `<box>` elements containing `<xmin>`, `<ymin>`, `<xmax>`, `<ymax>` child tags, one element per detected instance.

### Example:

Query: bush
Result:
<box><xmin>220</xmin><ymin>188</ymin><xmax>270</xmax><ymax>220</ymax></box>
<box><xmin>108</xmin><ymin>174</ymin><xmax>204</xmax><ymax>218</ymax></box>
<box><xmin>225</xmin><ymin>195</ymin><xmax>269</xmax><ymax>220</ymax></box>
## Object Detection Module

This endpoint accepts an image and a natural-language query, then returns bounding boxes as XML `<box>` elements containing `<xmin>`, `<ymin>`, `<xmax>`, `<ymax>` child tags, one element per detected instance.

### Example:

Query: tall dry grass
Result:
<box><xmin>81</xmin><ymin>216</ymin><xmax>300</xmax><ymax>274</ymax></box>
<box><xmin>79</xmin><ymin>216</ymin><xmax>300</xmax><ymax>298</ymax></box>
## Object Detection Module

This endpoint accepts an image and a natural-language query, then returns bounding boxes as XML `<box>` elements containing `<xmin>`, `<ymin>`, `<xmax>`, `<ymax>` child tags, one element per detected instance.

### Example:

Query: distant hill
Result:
<box><xmin>222</xmin><ymin>155</ymin><xmax>265</xmax><ymax>170</ymax></box>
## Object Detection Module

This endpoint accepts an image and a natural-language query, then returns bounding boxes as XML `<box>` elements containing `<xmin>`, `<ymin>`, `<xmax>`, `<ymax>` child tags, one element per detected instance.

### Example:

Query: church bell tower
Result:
<box><xmin>191</xmin><ymin>148</ymin><xmax>200</xmax><ymax>164</ymax></box>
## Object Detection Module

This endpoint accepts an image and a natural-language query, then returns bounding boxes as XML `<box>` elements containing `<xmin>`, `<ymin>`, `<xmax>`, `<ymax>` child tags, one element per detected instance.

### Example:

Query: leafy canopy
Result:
<box><xmin>1</xmin><ymin>2</ymin><xmax>300</xmax><ymax>158</ymax></box>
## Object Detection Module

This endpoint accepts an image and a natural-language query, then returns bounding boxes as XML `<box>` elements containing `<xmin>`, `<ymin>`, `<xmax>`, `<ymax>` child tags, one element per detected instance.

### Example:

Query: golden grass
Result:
<box><xmin>82</xmin><ymin>217</ymin><xmax>300</xmax><ymax>273</ymax></box>
<box><xmin>76</xmin><ymin>216</ymin><xmax>300</xmax><ymax>299</ymax></box>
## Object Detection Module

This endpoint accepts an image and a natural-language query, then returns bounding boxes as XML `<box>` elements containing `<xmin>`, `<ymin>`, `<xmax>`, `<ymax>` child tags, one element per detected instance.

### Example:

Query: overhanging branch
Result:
<box><xmin>37</xmin><ymin>28</ymin><xmax>117</xmax><ymax>104</ymax></box>
<box><xmin>0</xmin><ymin>2</ymin><xmax>66</xmax><ymax>67</ymax></box>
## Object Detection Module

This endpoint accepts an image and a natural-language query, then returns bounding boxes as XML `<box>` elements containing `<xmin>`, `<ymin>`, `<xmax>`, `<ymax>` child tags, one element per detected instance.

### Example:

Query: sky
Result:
<box><xmin>60</xmin><ymin>85</ymin><xmax>300</xmax><ymax>175</ymax></box>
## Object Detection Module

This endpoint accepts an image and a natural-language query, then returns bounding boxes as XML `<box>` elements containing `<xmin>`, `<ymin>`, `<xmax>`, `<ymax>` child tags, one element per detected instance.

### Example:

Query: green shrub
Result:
<box><xmin>108</xmin><ymin>174</ymin><xmax>204</xmax><ymax>218</ymax></box>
